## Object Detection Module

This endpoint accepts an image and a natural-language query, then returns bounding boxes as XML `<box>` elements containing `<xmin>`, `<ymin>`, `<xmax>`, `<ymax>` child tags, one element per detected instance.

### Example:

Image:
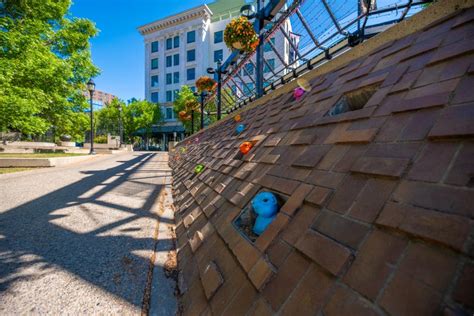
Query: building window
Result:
<box><xmin>151</xmin><ymin>92</ymin><xmax>159</xmax><ymax>103</ymax></box>
<box><xmin>187</xmin><ymin>49</ymin><xmax>195</xmax><ymax>62</ymax></box>
<box><xmin>151</xmin><ymin>75</ymin><xmax>159</xmax><ymax>87</ymax></box>
<box><xmin>214</xmin><ymin>49</ymin><xmax>223</xmax><ymax>63</ymax></box>
<box><xmin>174</xmin><ymin>89</ymin><xmax>179</xmax><ymax>99</ymax></box>
<box><xmin>166</xmin><ymin>90</ymin><xmax>172</xmax><ymax>102</ymax></box>
<box><xmin>151</xmin><ymin>41</ymin><xmax>158</xmax><ymax>53</ymax></box>
<box><xmin>187</xmin><ymin>30</ymin><xmax>196</xmax><ymax>43</ymax></box>
<box><xmin>173</xmin><ymin>71</ymin><xmax>180</xmax><ymax>84</ymax></box>
<box><xmin>166</xmin><ymin>38</ymin><xmax>172</xmax><ymax>50</ymax></box>
<box><xmin>243</xmin><ymin>63</ymin><xmax>254</xmax><ymax>76</ymax></box>
<box><xmin>214</xmin><ymin>30</ymin><xmax>223</xmax><ymax>44</ymax></box>
<box><xmin>244</xmin><ymin>83</ymin><xmax>255</xmax><ymax>95</ymax></box>
<box><xmin>173</xmin><ymin>54</ymin><xmax>179</xmax><ymax>66</ymax></box>
<box><xmin>173</xmin><ymin>35</ymin><xmax>179</xmax><ymax>48</ymax></box>
<box><xmin>166</xmin><ymin>73</ymin><xmax>172</xmax><ymax>85</ymax></box>
<box><xmin>166</xmin><ymin>107</ymin><xmax>173</xmax><ymax>120</ymax></box>
<box><xmin>264</xmin><ymin>38</ymin><xmax>275</xmax><ymax>53</ymax></box>
<box><xmin>166</xmin><ymin>56</ymin><xmax>172</xmax><ymax>67</ymax></box>
<box><xmin>151</xmin><ymin>58</ymin><xmax>158</xmax><ymax>70</ymax></box>
<box><xmin>187</xmin><ymin>68</ymin><xmax>195</xmax><ymax>81</ymax></box>
<box><xmin>264</xmin><ymin>58</ymin><xmax>275</xmax><ymax>73</ymax></box>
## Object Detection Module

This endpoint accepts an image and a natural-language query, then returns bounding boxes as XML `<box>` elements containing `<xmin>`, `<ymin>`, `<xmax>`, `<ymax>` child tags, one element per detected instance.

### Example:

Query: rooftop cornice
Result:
<box><xmin>138</xmin><ymin>5</ymin><xmax>212</xmax><ymax>35</ymax></box>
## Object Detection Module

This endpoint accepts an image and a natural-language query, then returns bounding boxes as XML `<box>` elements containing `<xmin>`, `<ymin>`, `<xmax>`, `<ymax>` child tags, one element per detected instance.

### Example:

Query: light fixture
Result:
<box><xmin>87</xmin><ymin>78</ymin><xmax>95</xmax><ymax>93</ymax></box>
<box><xmin>240</xmin><ymin>4</ymin><xmax>256</xmax><ymax>19</ymax></box>
<box><xmin>86</xmin><ymin>78</ymin><xmax>96</xmax><ymax>155</ymax></box>
<box><xmin>207</xmin><ymin>67</ymin><xmax>215</xmax><ymax>74</ymax></box>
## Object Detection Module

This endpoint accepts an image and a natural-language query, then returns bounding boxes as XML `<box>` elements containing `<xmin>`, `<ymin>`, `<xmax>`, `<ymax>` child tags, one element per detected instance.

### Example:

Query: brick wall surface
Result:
<box><xmin>169</xmin><ymin>7</ymin><xmax>474</xmax><ymax>316</ymax></box>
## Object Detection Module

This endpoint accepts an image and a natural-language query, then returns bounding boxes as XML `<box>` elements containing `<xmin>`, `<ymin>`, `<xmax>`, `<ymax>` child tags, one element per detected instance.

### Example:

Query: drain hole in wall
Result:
<box><xmin>232</xmin><ymin>191</ymin><xmax>284</xmax><ymax>242</ymax></box>
<box><xmin>325</xmin><ymin>84</ymin><xmax>380</xmax><ymax>117</ymax></box>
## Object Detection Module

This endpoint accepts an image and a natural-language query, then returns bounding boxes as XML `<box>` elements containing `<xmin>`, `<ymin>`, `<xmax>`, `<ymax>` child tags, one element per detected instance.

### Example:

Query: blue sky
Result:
<box><xmin>69</xmin><ymin>0</ymin><xmax>420</xmax><ymax>101</ymax></box>
<box><xmin>70</xmin><ymin>0</ymin><xmax>211</xmax><ymax>101</ymax></box>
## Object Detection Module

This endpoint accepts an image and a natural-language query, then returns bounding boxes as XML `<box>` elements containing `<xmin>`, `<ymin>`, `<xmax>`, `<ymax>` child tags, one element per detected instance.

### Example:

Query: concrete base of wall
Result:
<box><xmin>0</xmin><ymin>147</ymin><xmax>90</xmax><ymax>154</ymax></box>
<box><xmin>83</xmin><ymin>143</ymin><xmax>119</xmax><ymax>149</ymax></box>
<box><xmin>0</xmin><ymin>155</ymin><xmax>97</xmax><ymax>168</ymax></box>
<box><xmin>59</xmin><ymin>141</ymin><xmax>76</xmax><ymax>147</ymax></box>
<box><xmin>4</xmin><ymin>141</ymin><xmax>56</xmax><ymax>148</ymax></box>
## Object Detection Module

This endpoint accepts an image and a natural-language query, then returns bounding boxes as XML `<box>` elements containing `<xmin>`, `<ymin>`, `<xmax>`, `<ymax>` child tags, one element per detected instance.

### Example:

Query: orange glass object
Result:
<box><xmin>239</xmin><ymin>141</ymin><xmax>253</xmax><ymax>154</ymax></box>
<box><xmin>234</xmin><ymin>114</ymin><xmax>241</xmax><ymax>122</ymax></box>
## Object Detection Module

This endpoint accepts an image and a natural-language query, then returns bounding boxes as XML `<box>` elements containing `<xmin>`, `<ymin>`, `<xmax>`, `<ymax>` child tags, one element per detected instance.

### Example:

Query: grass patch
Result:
<box><xmin>0</xmin><ymin>153</ymin><xmax>86</xmax><ymax>158</ymax></box>
<box><xmin>0</xmin><ymin>167</ymin><xmax>39</xmax><ymax>174</ymax></box>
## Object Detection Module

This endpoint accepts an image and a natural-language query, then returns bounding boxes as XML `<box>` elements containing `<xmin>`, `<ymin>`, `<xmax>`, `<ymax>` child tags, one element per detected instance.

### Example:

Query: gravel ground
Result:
<box><xmin>0</xmin><ymin>152</ymin><xmax>176</xmax><ymax>315</ymax></box>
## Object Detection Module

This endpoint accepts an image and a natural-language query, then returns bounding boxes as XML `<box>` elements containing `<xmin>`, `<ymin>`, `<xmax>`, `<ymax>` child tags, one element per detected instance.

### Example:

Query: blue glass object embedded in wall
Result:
<box><xmin>252</xmin><ymin>191</ymin><xmax>279</xmax><ymax>235</ymax></box>
<box><xmin>236</xmin><ymin>124</ymin><xmax>245</xmax><ymax>134</ymax></box>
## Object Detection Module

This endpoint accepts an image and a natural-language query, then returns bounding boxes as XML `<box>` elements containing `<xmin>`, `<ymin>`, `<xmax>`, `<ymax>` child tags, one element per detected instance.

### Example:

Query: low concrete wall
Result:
<box><xmin>168</xmin><ymin>142</ymin><xmax>178</xmax><ymax>151</ymax></box>
<box><xmin>83</xmin><ymin>143</ymin><xmax>119</xmax><ymax>149</ymax></box>
<box><xmin>5</xmin><ymin>141</ymin><xmax>57</xmax><ymax>148</ymax></box>
<box><xmin>0</xmin><ymin>155</ymin><xmax>96</xmax><ymax>168</ymax></box>
<box><xmin>59</xmin><ymin>141</ymin><xmax>76</xmax><ymax>147</ymax></box>
<box><xmin>0</xmin><ymin>146</ymin><xmax>89</xmax><ymax>154</ymax></box>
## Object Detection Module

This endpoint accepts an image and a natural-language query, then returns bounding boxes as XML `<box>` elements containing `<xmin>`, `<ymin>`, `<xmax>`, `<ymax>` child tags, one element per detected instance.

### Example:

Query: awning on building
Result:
<box><xmin>135</xmin><ymin>124</ymin><xmax>185</xmax><ymax>136</ymax></box>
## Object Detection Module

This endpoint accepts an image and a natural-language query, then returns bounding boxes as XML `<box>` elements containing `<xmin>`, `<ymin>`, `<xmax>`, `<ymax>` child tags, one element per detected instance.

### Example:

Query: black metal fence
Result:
<box><xmin>201</xmin><ymin>0</ymin><xmax>432</xmax><ymax>121</ymax></box>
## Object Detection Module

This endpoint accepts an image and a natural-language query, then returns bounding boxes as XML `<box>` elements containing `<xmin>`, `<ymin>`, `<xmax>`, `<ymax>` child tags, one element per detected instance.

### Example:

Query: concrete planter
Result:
<box><xmin>0</xmin><ymin>155</ymin><xmax>95</xmax><ymax>168</ymax></box>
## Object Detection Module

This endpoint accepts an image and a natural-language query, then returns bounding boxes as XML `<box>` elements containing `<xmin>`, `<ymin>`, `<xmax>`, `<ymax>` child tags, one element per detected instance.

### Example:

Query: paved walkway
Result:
<box><xmin>0</xmin><ymin>152</ymin><xmax>177</xmax><ymax>315</ymax></box>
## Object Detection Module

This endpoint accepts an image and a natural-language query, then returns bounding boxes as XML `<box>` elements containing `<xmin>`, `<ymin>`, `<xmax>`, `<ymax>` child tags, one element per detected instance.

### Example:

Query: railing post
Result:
<box><xmin>255</xmin><ymin>0</ymin><xmax>264</xmax><ymax>99</ymax></box>
<box><xmin>217</xmin><ymin>60</ymin><xmax>222</xmax><ymax>120</ymax></box>
<box><xmin>200</xmin><ymin>93</ymin><xmax>205</xmax><ymax>130</ymax></box>
<box><xmin>191</xmin><ymin>110</ymin><xmax>194</xmax><ymax>134</ymax></box>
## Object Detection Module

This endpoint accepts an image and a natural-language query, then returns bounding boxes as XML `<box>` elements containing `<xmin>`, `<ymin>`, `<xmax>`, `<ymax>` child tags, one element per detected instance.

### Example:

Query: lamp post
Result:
<box><xmin>241</xmin><ymin>1</ymin><xmax>264</xmax><ymax>98</ymax></box>
<box><xmin>86</xmin><ymin>78</ymin><xmax>96</xmax><ymax>155</ymax></box>
<box><xmin>207</xmin><ymin>60</ymin><xmax>227</xmax><ymax>120</ymax></box>
<box><xmin>193</xmin><ymin>91</ymin><xmax>208</xmax><ymax>130</ymax></box>
<box><xmin>118</xmin><ymin>104</ymin><xmax>123</xmax><ymax>147</ymax></box>
<box><xmin>191</xmin><ymin>110</ymin><xmax>194</xmax><ymax>134</ymax></box>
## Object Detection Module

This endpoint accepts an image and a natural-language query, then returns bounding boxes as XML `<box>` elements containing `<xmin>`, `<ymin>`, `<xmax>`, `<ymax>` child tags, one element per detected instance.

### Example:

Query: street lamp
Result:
<box><xmin>193</xmin><ymin>91</ymin><xmax>208</xmax><ymax>130</ymax></box>
<box><xmin>240</xmin><ymin>4</ymin><xmax>256</xmax><ymax>19</ymax></box>
<box><xmin>207</xmin><ymin>59</ymin><xmax>228</xmax><ymax>120</ymax></box>
<box><xmin>118</xmin><ymin>104</ymin><xmax>123</xmax><ymax>147</ymax></box>
<box><xmin>86</xmin><ymin>78</ymin><xmax>96</xmax><ymax>155</ymax></box>
<box><xmin>241</xmin><ymin>0</ymin><xmax>264</xmax><ymax>98</ymax></box>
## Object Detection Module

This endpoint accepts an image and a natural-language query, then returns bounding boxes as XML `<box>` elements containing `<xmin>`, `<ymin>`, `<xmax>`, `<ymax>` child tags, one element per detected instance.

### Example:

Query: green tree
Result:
<box><xmin>95</xmin><ymin>98</ymin><xmax>123</xmax><ymax>136</ymax></box>
<box><xmin>94</xmin><ymin>98</ymin><xmax>162</xmax><ymax>147</ymax></box>
<box><xmin>0</xmin><ymin>0</ymin><xmax>99</xmax><ymax>141</ymax></box>
<box><xmin>173</xmin><ymin>85</ymin><xmax>219</xmax><ymax>134</ymax></box>
<box><xmin>122</xmin><ymin>99</ymin><xmax>162</xmax><ymax>148</ymax></box>
<box><xmin>173</xmin><ymin>86</ymin><xmax>197</xmax><ymax>134</ymax></box>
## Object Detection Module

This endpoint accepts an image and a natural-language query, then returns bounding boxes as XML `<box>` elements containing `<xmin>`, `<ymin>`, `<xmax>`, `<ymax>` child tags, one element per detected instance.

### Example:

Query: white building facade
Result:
<box><xmin>138</xmin><ymin>0</ymin><xmax>294</xmax><ymax>148</ymax></box>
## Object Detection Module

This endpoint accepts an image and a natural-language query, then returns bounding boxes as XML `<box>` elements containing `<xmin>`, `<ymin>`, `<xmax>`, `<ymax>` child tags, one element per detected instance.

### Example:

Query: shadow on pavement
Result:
<box><xmin>0</xmin><ymin>153</ymin><xmax>174</xmax><ymax>309</ymax></box>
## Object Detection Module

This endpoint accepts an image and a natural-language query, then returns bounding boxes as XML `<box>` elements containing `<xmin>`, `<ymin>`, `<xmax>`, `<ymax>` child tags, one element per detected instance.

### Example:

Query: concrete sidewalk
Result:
<box><xmin>0</xmin><ymin>152</ymin><xmax>177</xmax><ymax>315</ymax></box>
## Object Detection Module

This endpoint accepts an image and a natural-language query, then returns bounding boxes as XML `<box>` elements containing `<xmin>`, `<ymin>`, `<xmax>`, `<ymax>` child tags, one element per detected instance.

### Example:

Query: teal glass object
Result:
<box><xmin>252</xmin><ymin>191</ymin><xmax>278</xmax><ymax>235</ymax></box>
<box><xmin>236</xmin><ymin>124</ymin><xmax>245</xmax><ymax>134</ymax></box>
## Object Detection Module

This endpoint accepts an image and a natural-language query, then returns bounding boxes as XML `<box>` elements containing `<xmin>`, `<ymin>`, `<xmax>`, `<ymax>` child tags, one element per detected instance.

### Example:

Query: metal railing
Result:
<box><xmin>202</xmin><ymin>0</ymin><xmax>432</xmax><ymax>121</ymax></box>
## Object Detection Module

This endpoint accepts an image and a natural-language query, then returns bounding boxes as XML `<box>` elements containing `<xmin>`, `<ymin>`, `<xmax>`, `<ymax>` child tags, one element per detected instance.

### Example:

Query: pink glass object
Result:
<box><xmin>293</xmin><ymin>87</ymin><xmax>305</xmax><ymax>101</ymax></box>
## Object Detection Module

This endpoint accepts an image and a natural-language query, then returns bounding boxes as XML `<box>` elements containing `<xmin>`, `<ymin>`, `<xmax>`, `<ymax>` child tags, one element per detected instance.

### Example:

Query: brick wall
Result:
<box><xmin>169</xmin><ymin>6</ymin><xmax>474</xmax><ymax>316</ymax></box>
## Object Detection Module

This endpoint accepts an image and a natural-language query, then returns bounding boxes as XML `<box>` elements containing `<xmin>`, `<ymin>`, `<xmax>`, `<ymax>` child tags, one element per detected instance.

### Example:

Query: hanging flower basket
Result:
<box><xmin>178</xmin><ymin>110</ymin><xmax>188</xmax><ymax>120</ymax></box>
<box><xmin>224</xmin><ymin>17</ymin><xmax>260</xmax><ymax>53</ymax></box>
<box><xmin>185</xmin><ymin>99</ymin><xmax>200</xmax><ymax>112</ymax></box>
<box><xmin>178</xmin><ymin>110</ymin><xmax>193</xmax><ymax>122</ymax></box>
<box><xmin>195</xmin><ymin>76</ymin><xmax>216</xmax><ymax>92</ymax></box>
